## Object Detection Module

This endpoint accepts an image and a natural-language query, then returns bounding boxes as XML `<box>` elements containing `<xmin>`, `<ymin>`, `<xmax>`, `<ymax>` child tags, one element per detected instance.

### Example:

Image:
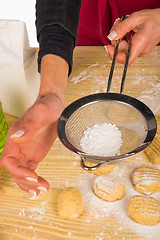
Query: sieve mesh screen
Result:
<box><xmin>65</xmin><ymin>100</ymin><xmax>148</xmax><ymax>156</ymax></box>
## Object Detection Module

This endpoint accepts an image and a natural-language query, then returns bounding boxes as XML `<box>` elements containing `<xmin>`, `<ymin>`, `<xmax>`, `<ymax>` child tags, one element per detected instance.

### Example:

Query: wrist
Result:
<box><xmin>38</xmin><ymin>54</ymin><xmax>68</xmax><ymax>103</ymax></box>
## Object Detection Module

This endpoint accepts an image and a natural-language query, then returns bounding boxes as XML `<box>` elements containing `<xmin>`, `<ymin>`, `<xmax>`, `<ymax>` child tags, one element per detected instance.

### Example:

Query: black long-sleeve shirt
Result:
<box><xmin>35</xmin><ymin>0</ymin><xmax>81</xmax><ymax>74</ymax></box>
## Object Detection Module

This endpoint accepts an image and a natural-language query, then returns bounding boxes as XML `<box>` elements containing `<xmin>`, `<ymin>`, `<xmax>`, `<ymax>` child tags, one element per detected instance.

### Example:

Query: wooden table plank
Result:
<box><xmin>0</xmin><ymin>46</ymin><xmax>160</xmax><ymax>240</ymax></box>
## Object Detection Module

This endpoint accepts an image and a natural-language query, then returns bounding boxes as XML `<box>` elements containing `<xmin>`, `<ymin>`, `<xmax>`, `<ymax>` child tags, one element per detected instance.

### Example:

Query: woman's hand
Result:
<box><xmin>0</xmin><ymin>93</ymin><xmax>64</xmax><ymax>195</ymax></box>
<box><xmin>106</xmin><ymin>9</ymin><xmax>160</xmax><ymax>65</ymax></box>
<box><xmin>0</xmin><ymin>54</ymin><xmax>68</xmax><ymax>195</ymax></box>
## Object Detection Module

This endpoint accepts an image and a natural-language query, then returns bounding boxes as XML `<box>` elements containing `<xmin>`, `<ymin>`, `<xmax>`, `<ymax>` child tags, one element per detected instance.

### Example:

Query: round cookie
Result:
<box><xmin>128</xmin><ymin>195</ymin><xmax>160</xmax><ymax>225</ymax></box>
<box><xmin>93</xmin><ymin>175</ymin><xmax>125</xmax><ymax>202</ymax></box>
<box><xmin>132</xmin><ymin>167</ymin><xmax>160</xmax><ymax>195</ymax></box>
<box><xmin>84</xmin><ymin>160</ymin><xmax>114</xmax><ymax>176</ymax></box>
<box><xmin>58</xmin><ymin>187</ymin><xmax>84</xmax><ymax>219</ymax></box>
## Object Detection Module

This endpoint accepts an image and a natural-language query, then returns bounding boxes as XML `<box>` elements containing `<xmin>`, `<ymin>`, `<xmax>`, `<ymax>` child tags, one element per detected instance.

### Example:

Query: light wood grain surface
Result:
<box><xmin>0</xmin><ymin>46</ymin><xmax>160</xmax><ymax>240</ymax></box>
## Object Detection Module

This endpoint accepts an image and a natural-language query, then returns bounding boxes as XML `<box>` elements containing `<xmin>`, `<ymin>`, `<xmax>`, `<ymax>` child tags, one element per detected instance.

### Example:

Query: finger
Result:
<box><xmin>14</xmin><ymin>179</ymin><xmax>40</xmax><ymax>195</ymax></box>
<box><xmin>37</xmin><ymin>176</ymin><xmax>50</xmax><ymax>192</ymax></box>
<box><xmin>106</xmin><ymin>40</ymin><xmax>129</xmax><ymax>64</ymax></box>
<box><xmin>0</xmin><ymin>155</ymin><xmax>38</xmax><ymax>181</ymax></box>
<box><xmin>108</xmin><ymin>13</ymin><xmax>142</xmax><ymax>41</ymax></box>
<box><xmin>106</xmin><ymin>45</ymin><xmax>126</xmax><ymax>64</ymax></box>
<box><xmin>106</xmin><ymin>45</ymin><xmax>115</xmax><ymax>60</ymax></box>
<box><xmin>15</xmin><ymin>175</ymin><xmax>50</xmax><ymax>193</ymax></box>
<box><xmin>117</xmin><ymin>40</ymin><xmax>129</xmax><ymax>54</ymax></box>
<box><xmin>108</xmin><ymin>31</ymin><xmax>154</xmax><ymax>65</ymax></box>
<box><xmin>27</xmin><ymin>160</ymin><xmax>39</xmax><ymax>170</ymax></box>
<box><xmin>110</xmin><ymin>18</ymin><xmax>121</xmax><ymax>32</ymax></box>
<box><xmin>115</xmin><ymin>52</ymin><xmax>128</xmax><ymax>65</ymax></box>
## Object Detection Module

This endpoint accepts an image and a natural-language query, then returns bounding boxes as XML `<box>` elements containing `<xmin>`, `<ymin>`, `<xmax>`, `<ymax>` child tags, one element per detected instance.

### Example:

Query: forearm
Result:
<box><xmin>37</xmin><ymin>24</ymin><xmax>75</xmax><ymax>75</ymax></box>
<box><xmin>38</xmin><ymin>54</ymin><xmax>68</xmax><ymax>105</ymax></box>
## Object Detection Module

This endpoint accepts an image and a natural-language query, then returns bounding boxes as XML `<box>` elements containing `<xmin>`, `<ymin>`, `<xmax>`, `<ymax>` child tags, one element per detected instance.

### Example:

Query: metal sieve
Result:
<box><xmin>57</xmin><ymin>16</ymin><xmax>157</xmax><ymax>171</ymax></box>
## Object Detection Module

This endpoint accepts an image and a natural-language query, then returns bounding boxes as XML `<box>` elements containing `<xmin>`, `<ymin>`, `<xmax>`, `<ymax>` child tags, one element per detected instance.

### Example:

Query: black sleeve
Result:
<box><xmin>38</xmin><ymin>24</ymin><xmax>75</xmax><ymax>75</ymax></box>
<box><xmin>36</xmin><ymin>0</ymin><xmax>81</xmax><ymax>40</ymax></box>
<box><xmin>35</xmin><ymin>0</ymin><xmax>81</xmax><ymax>75</ymax></box>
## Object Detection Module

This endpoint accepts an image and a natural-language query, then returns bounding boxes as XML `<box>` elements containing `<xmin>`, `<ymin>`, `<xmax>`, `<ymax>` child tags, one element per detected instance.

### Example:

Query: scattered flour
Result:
<box><xmin>70</xmin><ymin>70</ymin><xmax>89</xmax><ymax>84</ymax></box>
<box><xmin>19</xmin><ymin>200</ymin><xmax>48</xmax><ymax>221</ymax></box>
<box><xmin>70</xmin><ymin>62</ymin><xmax>105</xmax><ymax>86</ymax></box>
<box><xmin>16</xmin><ymin>54</ymin><xmax>160</xmax><ymax>239</ymax></box>
<box><xmin>14</xmin><ymin>158</ymin><xmax>160</xmax><ymax>239</ymax></box>
<box><xmin>70</xmin><ymin>56</ymin><xmax>160</xmax><ymax>115</ymax></box>
<box><xmin>76</xmin><ymin>158</ymin><xmax>160</xmax><ymax>239</ymax></box>
<box><xmin>80</xmin><ymin>123</ymin><xmax>122</xmax><ymax>156</ymax></box>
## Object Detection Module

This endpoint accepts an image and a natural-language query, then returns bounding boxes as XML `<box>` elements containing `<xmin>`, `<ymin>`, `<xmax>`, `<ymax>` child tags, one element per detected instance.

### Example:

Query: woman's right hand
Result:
<box><xmin>106</xmin><ymin>8</ymin><xmax>160</xmax><ymax>65</ymax></box>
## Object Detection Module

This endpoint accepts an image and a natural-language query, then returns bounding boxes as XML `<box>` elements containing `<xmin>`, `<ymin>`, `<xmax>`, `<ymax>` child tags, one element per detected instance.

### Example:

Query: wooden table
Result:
<box><xmin>0</xmin><ymin>46</ymin><xmax>160</xmax><ymax>240</ymax></box>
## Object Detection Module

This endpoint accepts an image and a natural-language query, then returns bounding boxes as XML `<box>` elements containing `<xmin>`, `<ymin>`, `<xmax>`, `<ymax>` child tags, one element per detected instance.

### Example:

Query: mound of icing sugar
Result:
<box><xmin>80</xmin><ymin>123</ymin><xmax>122</xmax><ymax>157</ymax></box>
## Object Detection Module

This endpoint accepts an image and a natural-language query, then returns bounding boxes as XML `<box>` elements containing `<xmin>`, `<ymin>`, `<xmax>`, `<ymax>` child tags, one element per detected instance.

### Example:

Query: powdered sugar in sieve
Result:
<box><xmin>80</xmin><ymin>123</ymin><xmax>122</xmax><ymax>157</ymax></box>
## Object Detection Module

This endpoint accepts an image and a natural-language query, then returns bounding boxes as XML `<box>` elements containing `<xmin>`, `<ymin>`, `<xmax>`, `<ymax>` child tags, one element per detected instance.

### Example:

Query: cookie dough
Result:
<box><xmin>57</xmin><ymin>187</ymin><xmax>84</xmax><ymax>219</ymax></box>
<box><xmin>155</xmin><ymin>115</ymin><xmax>160</xmax><ymax>136</ymax></box>
<box><xmin>145</xmin><ymin>136</ymin><xmax>160</xmax><ymax>164</ymax></box>
<box><xmin>93</xmin><ymin>175</ymin><xmax>125</xmax><ymax>202</ymax></box>
<box><xmin>144</xmin><ymin>115</ymin><xmax>160</xmax><ymax>164</ymax></box>
<box><xmin>84</xmin><ymin>160</ymin><xmax>114</xmax><ymax>176</ymax></box>
<box><xmin>132</xmin><ymin>167</ymin><xmax>160</xmax><ymax>195</ymax></box>
<box><xmin>128</xmin><ymin>195</ymin><xmax>160</xmax><ymax>225</ymax></box>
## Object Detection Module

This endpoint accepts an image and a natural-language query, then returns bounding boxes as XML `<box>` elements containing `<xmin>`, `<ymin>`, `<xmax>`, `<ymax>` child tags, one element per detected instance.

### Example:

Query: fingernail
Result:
<box><xmin>107</xmin><ymin>31</ymin><xmax>117</xmax><ymax>41</ymax></box>
<box><xmin>10</xmin><ymin>130</ymin><xmax>25</xmax><ymax>138</ymax></box>
<box><xmin>104</xmin><ymin>45</ymin><xmax>108</xmax><ymax>53</ymax></box>
<box><xmin>113</xmin><ymin>18</ymin><xmax>120</xmax><ymax>27</ymax></box>
<box><xmin>28</xmin><ymin>190</ymin><xmax>37</xmax><ymax>196</ymax></box>
<box><xmin>25</xmin><ymin>177</ymin><xmax>38</xmax><ymax>183</ymax></box>
<box><xmin>37</xmin><ymin>186</ymin><xmax>47</xmax><ymax>192</ymax></box>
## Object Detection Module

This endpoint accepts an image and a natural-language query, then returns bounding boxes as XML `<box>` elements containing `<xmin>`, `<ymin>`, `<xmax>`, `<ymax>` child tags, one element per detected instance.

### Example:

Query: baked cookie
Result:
<box><xmin>128</xmin><ymin>195</ymin><xmax>160</xmax><ymax>225</ymax></box>
<box><xmin>84</xmin><ymin>160</ymin><xmax>114</xmax><ymax>176</ymax></box>
<box><xmin>58</xmin><ymin>187</ymin><xmax>84</xmax><ymax>219</ymax></box>
<box><xmin>93</xmin><ymin>175</ymin><xmax>125</xmax><ymax>202</ymax></box>
<box><xmin>132</xmin><ymin>167</ymin><xmax>160</xmax><ymax>195</ymax></box>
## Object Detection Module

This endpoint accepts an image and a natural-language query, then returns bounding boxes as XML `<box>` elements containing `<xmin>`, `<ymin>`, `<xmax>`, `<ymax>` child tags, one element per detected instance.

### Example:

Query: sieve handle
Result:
<box><xmin>120</xmin><ymin>30</ymin><xmax>133</xmax><ymax>94</ymax></box>
<box><xmin>107</xmin><ymin>39</ymin><xmax>120</xmax><ymax>93</ymax></box>
<box><xmin>80</xmin><ymin>156</ymin><xmax>106</xmax><ymax>171</ymax></box>
<box><xmin>107</xmin><ymin>15</ymin><xmax>133</xmax><ymax>94</ymax></box>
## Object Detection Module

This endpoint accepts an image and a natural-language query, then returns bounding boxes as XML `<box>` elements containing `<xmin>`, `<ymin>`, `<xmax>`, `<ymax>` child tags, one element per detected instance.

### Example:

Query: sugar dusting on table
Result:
<box><xmin>70</xmin><ymin>51</ymin><xmax>160</xmax><ymax>115</ymax></box>
<box><xmin>19</xmin><ymin>199</ymin><xmax>48</xmax><ymax>220</ymax></box>
<box><xmin>14</xmin><ymin>51</ymin><xmax>160</xmax><ymax>239</ymax></box>
<box><xmin>16</xmin><ymin>156</ymin><xmax>160</xmax><ymax>239</ymax></box>
<box><xmin>75</xmin><ymin>157</ymin><xmax>160</xmax><ymax>239</ymax></box>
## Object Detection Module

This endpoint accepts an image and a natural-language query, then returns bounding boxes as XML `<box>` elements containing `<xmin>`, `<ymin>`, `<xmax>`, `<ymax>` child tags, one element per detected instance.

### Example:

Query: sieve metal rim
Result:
<box><xmin>57</xmin><ymin>92</ymin><xmax>157</xmax><ymax>167</ymax></box>
<box><xmin>57</xmin><ymin>15</ymin><xmax>157</xmax><ymax>170</ymax></box>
